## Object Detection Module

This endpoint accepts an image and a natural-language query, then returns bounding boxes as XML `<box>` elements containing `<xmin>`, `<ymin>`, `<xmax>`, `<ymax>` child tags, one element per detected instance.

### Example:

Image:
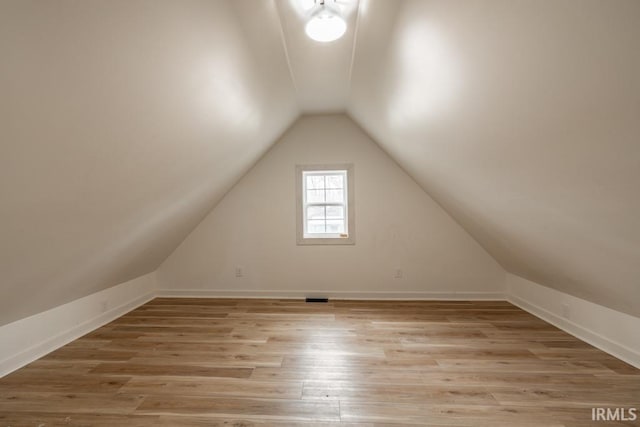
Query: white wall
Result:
<box><xmin>0</xmin><ymin>0</ymin><xmax>297</xmax><ymax>326</ymax></box>
<box><xmin>507</xmin><ymin>273</ymin><xmax>640</xmax><ymax>368</ymax></box>
<box><xmin>157</xmin><ymin>115</ymin><xmax>505</xmax><ymax>297</ymax></box>
<box><xmin>349</xmin><ymin>0</ymin><xmax>640</xmax><ymax>317</ymax></box>
<box><xmin>0</xmin><ymin>272</ymin><xmax>156</xmax><ymax>377</ymax></box>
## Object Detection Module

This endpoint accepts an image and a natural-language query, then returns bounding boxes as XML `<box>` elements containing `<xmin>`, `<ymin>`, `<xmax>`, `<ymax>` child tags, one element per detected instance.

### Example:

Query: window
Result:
<box><xmin>304</xmin><ymin>170</ymin><xmax>347</xmax><ymax>235</ymax></box>
<box><xmin>296</xmin><ymin>164</ymin><xmax>355</xmax><ymax>245</ymax></box>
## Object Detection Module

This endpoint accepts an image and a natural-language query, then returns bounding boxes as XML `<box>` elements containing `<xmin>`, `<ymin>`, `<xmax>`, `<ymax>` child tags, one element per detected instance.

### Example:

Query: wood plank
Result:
<box><xmin>302</xmin><ymin>381</ymin><xmax>498</xmax><ymax>405</ymax></box>
<box><xmin>89</xmin><ymin>363</ymin><xmax>253</xmax><ymax>378</ymax></box>
<box><xmin>0</xmin><ymin>372</ymin><xmax>129</xmax><ymax>393</ymax></box>
<box><xmin>0</xmin><ymin>412</ymin><xmax>163</xmax><ymax>427</ymax></box>
<box><xmin>137</xmin><ymin>395</ymin><xmax>341</xmax><ymax>422</ymax></box>
<box><xmin>0</xmin><ymin>391</ymin><xmax>144</xmax><ymax>414</ymax></box>
<box><xmin>121</xmin><ymin>377</ymin><xmax>303</xmax><ymax>399</ymax></box>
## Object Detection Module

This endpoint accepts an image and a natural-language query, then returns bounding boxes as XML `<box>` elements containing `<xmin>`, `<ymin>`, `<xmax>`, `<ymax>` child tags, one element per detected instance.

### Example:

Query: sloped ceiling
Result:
<box><xmin>274</xmin><ymin>0</ymin><xmax>359</xmax><ymax>112</ymax></box>
<box><xmin>348</xmin><ymin>0</ymin><xmax>640</xmax><ymax>316</ymax></box>
<box><xmin>0</xmin><ymin>0</ymin><xmax>297</xmax><ymax>325</ymax></box>
<box><xmin>1</xmin><ymin>0</ymin><xmax>639</xmax><ymax>324</ymax></box>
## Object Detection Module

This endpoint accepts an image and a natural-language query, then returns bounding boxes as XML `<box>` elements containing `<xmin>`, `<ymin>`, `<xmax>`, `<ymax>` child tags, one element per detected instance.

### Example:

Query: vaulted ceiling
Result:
<box><xmin>1</xmin><ymin>0</ymin><xmax>638</xmax><ymax>325</ymax></box>
<box><xmin>348</xmin><ymin>0</ymin><xmax>640</xmax><ymax>317</ymax></box>
<box><xmin>0</xmin><ymin>0</ymin><xmax>298</xmax><ymax>324</ymax></box>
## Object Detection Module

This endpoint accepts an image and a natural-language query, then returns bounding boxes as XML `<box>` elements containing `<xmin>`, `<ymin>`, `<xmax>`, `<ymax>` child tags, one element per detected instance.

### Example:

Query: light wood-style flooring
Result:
<box><xmin>1</xmin><ymin>298</ymin><xmax>638</xmax><ymax>426</ymax></box>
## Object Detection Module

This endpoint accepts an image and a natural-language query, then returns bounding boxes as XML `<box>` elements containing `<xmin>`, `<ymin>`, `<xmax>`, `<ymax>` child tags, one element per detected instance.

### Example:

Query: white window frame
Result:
<box><xmin>296</xmin><ymin>164</ymin><xmax>355</xmax><ymax>245</ymax></box>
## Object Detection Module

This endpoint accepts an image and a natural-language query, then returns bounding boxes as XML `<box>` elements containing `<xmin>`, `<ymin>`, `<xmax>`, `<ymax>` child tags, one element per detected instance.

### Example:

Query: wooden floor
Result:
<box><xmin>1</xmin><ymin>299</ymin><xmax>638</xmax><ymax>426</ymax></box>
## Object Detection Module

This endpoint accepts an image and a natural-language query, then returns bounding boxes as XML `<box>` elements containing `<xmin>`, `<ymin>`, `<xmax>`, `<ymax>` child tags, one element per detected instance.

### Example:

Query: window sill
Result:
<box><xmin>297</xmin><ymin>236</ymin><xmax>355</xmax><ymax>246</ymax></box>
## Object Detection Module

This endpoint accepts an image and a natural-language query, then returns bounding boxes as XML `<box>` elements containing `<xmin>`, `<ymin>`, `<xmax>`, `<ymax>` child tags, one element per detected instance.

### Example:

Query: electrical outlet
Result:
<box><xmin>235</xmin><ymin>267</ymin><xmax>243</xmax><ymax>278</ymax></box>
<box><xmin>394</xmin><ymin>269</ymin><xmax>403</xmax><ymax>279</ymax></box>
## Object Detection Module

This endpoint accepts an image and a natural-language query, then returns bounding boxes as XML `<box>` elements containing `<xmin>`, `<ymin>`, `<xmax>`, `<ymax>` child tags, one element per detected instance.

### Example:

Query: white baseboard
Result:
<box><xmin>506</xmin><ymin>273</ymin><xmax>640</xmax><ymax>369</ymax></box>
<box><xmin>0</xmin><ymin>272</ymin><xmax>156</xmax><ymax>377</ymax></box>
<box><xmin>155</xmin><ymin>288</ymin><xmax>506</xmax><ymax>301</ymax></box>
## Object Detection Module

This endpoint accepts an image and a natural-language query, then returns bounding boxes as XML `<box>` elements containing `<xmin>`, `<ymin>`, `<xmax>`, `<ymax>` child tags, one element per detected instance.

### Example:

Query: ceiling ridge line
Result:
<box><xmin>346</xmin><ymin>0</ymin><xmax>363</xmax><ymax>100</ymax></box>
<box><xmin>273</xmin><ymin>0</ymin><xmax>301</xmax><ymax>103</ymax></box>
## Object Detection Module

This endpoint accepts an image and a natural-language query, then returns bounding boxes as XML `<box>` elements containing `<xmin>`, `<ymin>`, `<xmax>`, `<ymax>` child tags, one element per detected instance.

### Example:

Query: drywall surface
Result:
<box><xmin>0</xmin><ymin>272</ymin><xmax>156</xmax><ymax>377</ymax></box>
<box><xmin>349</xmin><ymin>0</ymin><xmax>640</xmax><ymax>316</ymax></box>
<box><xmin>0</xmin><ymin>0</ymin><xmax>297</xmax><ymax>325</ymax></box>
<box><xmin>507</xmin><ymin>273</ymin><xmax>640</xmax><ymax>368</ymax></box>
<box><xmin>273</xmin><ymin>0</ymin><xmax>358</xmax><ymax>112</ymax></box>
<box><xmin>158</xmin><ymin>115</ymin><xmax>504</xmax><ymax>294</ymax></box>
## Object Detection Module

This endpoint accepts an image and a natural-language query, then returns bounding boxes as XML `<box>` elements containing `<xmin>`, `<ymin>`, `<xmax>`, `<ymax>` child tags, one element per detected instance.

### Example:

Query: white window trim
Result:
<box><xmin>296</xmin><ymin>164</ymin><xmax>355</xmax><ymax>246</ymax></box>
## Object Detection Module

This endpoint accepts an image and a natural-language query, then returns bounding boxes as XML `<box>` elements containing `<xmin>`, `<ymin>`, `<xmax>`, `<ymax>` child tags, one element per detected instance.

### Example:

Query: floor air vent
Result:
<box><xmin>305</xmin><ymin>297</ymin><xmax>329</xmax><ymax>303</ymax></box>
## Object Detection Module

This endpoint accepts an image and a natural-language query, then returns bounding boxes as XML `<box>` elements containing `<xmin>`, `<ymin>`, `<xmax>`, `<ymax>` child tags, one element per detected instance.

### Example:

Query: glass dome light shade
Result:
<box><xmin>305</xmin><ymin>13</ymin><xmax>347</xmax><ymax>42</ymax></box>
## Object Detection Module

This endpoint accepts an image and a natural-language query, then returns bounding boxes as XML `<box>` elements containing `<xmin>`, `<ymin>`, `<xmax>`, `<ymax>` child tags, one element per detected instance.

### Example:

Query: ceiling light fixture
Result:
<box><xmin>304</xmin><ymin>0</ymin><xmax>347</xmax><ymax>43</ymax></box>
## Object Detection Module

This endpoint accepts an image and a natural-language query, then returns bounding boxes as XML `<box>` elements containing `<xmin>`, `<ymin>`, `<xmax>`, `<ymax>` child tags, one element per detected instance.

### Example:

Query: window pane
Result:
<box><xmin>326</xmin><ymin>175</ymin><xmax>343</xmax><ymax>189</ymax></box>
<box><xmin>326</xmin><ymin>189</ymin><xmax>344</xmax><ymax>203</ymax></box>
<box><xmin>306</xmin><ymin>175</ymin><xmax>325</xmax><ymax>190</ymax></box>
<box><xmin>326</xmin><ymin>205</ymin><xmax>344</xmax><ymax>219</ymax></box>
<box><xmin>326</xmin><ymin>219</ymin><xmax>345</xmax><ymax>233</ymax></box>
<box><xmin>306</xmin><ymin>189</ymin><xmax>325</xmax><ymax>203</ymax></box>
<box><xmin>307</xmin><ymin>219</ymin><xmax>325</xmax><ymax>233</ymax></box>
<box><xmin>307</xmin><ymin>205</ymin><xmax>325</xmax><ymax>220</ymax></box>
